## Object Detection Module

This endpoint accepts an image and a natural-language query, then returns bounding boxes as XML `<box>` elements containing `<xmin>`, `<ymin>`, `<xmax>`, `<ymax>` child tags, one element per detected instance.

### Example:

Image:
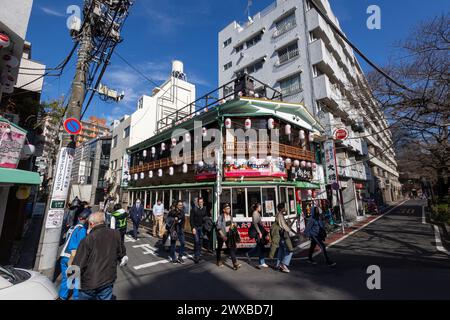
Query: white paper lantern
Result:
<box><xmin>254</xmin><ymin>93</ymin><xmax>260</xmax><ymax>98</ymax></box>
<box><xmin>219</xmin><ymin>99</ymin><xmax>226</xmax><ymax>105</ymax></box>
<box><xmin>183</xmin><ymin>163</ymin><xmax>188</xmax><ymax>173</ymax></box>
<box><xmin>142</xmin><ymin>150</ymin><xmax>147</xmax><ymax>157</ymax></box>
<box><xmin>149</xmin><ymin>171</ymin><xmax>153</xmax><ymax>178</ymax></box>
<box><xmin>226</xmin><ymin>156</ymin><xmax>233</xmax><ymax>163</ymax></box>
<box><xmin>245</xmin><ymin>118</ymin><xmax>251</xmax><ymax>130</ymax></box>
<box><xmin>301</xmin><ymin>160</ymin><xmax>306</xmax><ymax>168</ymax></box>
<box><xmin>202</xmin><ymin>127</ymin><xmax>207</xmax><ymax>137</ymax></box>
<box><xmin>204</xmin><ymin>107</ymin><xmax>208</xmax><ymax>113</ymax></box>
<box><xmin>294</xmin><ymin>160</ymin><xmax>300</xmax><ymax>167</ymax></box>
<box><xmin>161</xmin><ymin>143</ymin><xmax>166</xmax><ymax>151</ymax></box>
<box><xmin>196</xmin><ymin>111</ymin><xmax>201</xmax><ymax>116</ymax></box>
<box><xmin>158</xmin><ymin>169</ymin><xmax>163</xmax><ymax>177</ymax></box>
<box><xmin>140</xmin><ymin>172</ymin><xmax>144</xmax><ymax>179</ymax></box>
<box><xmin>151</xmin><ymin>147</ymin><xmax>156</xmax><ymax>155</ymax></box>
<box><xmin>299</xmin><ymin>130</ymin><xmax>305</xmax><ymax>140</ymax></box>
<box><xmin>268</xmin><ymin>118</ymin><xmax>274</xmax><ymax>130</ymax></box>
<box><xmin>184</xmin><ymin>133</ymin><xmax>191</xmax><ymax>143</ymax></box>
<box><xmin>134</xmin><ymin>173</ymin><xmax>138</xmax><ymax>180</ymax></box>
<box><xmin>238</xmin><ymin>91</ymin><xmax>243</xmax><ymax>97</ymax></box>
<box><xmin>312</xmin><ymin>163</ymin><xmax>317</xmax><ymax>170</ymax></box>
<box><xmin>308</xmin><ymin>132</ymin><xmax>314</xmax><ymax>141</ymax></box>
<box><xmin>266</xmin><ymin>156</ymin><xmax>272</xmax><ymax>162</ymax></box>
<box><xmin>285</xmin><ymin>124</ymin><xmax>291</xmax><ymax>135</ymax></box>
<box><xmin>198</xmin><ymin>161</ymin><xmax>204</xmax><ymax>168</ymax></box>
<box><xmin>307</xmin><ymin>190</ymin><xmax>313</xmax><ymax>197</ymax></box>
<box><xmin>285</xmin><ymin>158</ymin><xmax>292</xmax><ymax>165</ymax></box>
<box><xmin>2</xmin><ymin>54</ymin><xmax>19</xmax><ymax>68</ymax></box>
<box><xmin>250</xmin><ymin>156</ymin><xmax>257</xmax><ymax>163</ymax></box>
<box><xmin>306</xmin><ymin>161</ymin><xmax>312</xmax><ymax>168</ymax></box>
<box><xmin>225</xmin><ymin>118</ymin><xmax>232</xmax><ymax>129</ymax></box>
<box><xmin>0</xmin><ymin>33</ymin><xmax>10</xmax><ymax>50</ymax></box>
<box><xmin>169</xmin><ymin>167</ymin><xmax>174</xmax><ymax>176</ymax></box>
<box><xmin>171</xmin><ymin>137</ymin><xmax>177</xmax><ymax>146</ymax></box>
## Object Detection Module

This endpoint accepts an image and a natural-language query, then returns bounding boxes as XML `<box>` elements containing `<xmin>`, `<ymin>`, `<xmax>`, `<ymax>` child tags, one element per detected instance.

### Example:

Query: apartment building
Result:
<box><xmin>77</xmin><ymin>116</ymin><xmax>110</xmax><ymax>146</ymax></box>
<box><xmin>218</xmin><ymin>0</ymin><xmax>401</xmax><ymax>217</ymax></box>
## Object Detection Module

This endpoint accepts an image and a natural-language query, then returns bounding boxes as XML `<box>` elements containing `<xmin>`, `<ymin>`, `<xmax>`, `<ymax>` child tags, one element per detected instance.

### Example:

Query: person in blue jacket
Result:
<box><xmin>58</xmin><ymin>209</ymin><xmax>90</xmax><ymax>300</ymax></box>
<box><xmin>130</xmin><ymin>199</ymin><xmax>144</xmax><ymax>240</ymax></box>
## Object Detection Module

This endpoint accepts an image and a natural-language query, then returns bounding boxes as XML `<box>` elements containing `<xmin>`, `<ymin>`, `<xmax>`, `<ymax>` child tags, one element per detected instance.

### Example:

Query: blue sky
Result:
<box><xmin>27</xmin><ymin>0</ymin><xmax>448</xmax><ymax>123</ymax></box>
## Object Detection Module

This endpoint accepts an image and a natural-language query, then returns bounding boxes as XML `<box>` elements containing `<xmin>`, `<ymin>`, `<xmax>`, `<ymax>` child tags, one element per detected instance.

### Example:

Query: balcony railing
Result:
<box><xmin>130</xmin><ymin>142</ymin><xmax>315</xmax><ymax>174</ymax></box>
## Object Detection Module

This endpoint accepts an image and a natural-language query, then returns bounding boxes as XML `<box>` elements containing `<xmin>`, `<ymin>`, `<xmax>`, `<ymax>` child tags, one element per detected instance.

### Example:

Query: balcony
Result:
<box><xmin>313</xmin><ymin>74</ymin><xmax>339</xmax><ymax>108</ymax></box>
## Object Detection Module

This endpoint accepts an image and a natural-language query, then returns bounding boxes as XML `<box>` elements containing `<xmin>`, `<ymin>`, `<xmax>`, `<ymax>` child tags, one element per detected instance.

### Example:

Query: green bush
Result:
<box><xmin>431</xmin><ymin>203</ymin><xmax>450</xmax><ymax>223</ymax></box>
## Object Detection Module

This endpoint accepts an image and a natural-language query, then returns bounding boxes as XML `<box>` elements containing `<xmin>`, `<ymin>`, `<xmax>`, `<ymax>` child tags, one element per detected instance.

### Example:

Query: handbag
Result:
<box><xmin>203</xmin><ymin>216</ymin><xmax>214</xmax><ymax>232</ymax></box>
<box><xmin>170</xmin><ymin>225</ymin><xmax>178</xmax><ymax>241</ymax></box>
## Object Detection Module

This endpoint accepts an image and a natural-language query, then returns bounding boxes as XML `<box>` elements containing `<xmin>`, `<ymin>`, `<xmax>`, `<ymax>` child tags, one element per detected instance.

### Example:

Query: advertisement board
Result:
<box><xmin>0</xmin><ymin>118</ymin><xmax>26</xmax><ymax>169</ymax></box>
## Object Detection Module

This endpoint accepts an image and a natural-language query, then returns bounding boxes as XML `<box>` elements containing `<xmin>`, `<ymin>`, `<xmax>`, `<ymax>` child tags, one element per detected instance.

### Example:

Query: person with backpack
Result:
<box><xmin>246</xmin><ymin>203</ymin><xmax>269</xmax><ymax>269</ymax></box>
<box><xmin>269</xmin><ymin>203</ymin><xmax>295</xmax><ymax>273</ymax></box>
<box><xmin>304</xmin><ymin>204</ymin><xmax>336</xmax><ymax>267</ymax></box>
<box><xmin>111</xmin><ymin>203</ymin><xmax>128</xmax><ymax>245</ymax></box>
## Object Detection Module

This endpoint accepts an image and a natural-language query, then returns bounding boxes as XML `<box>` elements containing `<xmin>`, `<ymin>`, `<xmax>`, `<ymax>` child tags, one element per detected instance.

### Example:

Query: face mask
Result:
<box><xmin>136</xmin><ymin>202</ymin><xmax>141</xmax><ymax>206</ymax></box>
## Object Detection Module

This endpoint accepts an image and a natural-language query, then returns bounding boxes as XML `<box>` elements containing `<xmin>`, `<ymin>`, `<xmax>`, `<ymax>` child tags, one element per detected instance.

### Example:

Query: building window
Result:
<box><xmin>112</xmin><ymin>135</ymin><xmax>118</xmax><ymax>148</ymax></box>
<box><xmin>309</xmin><ymin>31</ymin><xmax>318</xmax><ymax>43</ymax></box>
<box><xmin>223</xmin><ymin>85</ymin><xmax>234</xmax><ymax>97</ymax></box>
<box><xmin>235</xmin><ymin>43</ymin><xmax>244</xmax><ymax>53</ymax></box>
<box><xmin>223</xmin><ymin>61</ymin><xmax>232</xmax><ymax>71</ymax></box>
<box><xmin>279</xmin><ymin>73</ymin><xmax>302</xmax><ymax>97</ymax></box>
<box><xmin>114</xmin><ymin>159</ymin><xmax>118</xmax><ymax>170</ymax></box>
<box><xmin>246</xmin><ymin>60</ymin><xmax>264</xmax><ymax>74</ymax></box>
<box><xmin>305</xmin><ymin>0</ymin><xmax>311</xmax><ymax>11</ymax></box>
<box><xmin>137</xmin><ymin>98</ymin><xmax>143</xmax><ymax>110</ymax></box>
<box><xmin>246</xmin><ymin>32</ymin><xmax>262</xmax><ymax>49</ymax></box>
<box><xmin>123</xmin><ymin>126</ymin><xmax>130</xmax><ymax>138</ymax></box>
<box><xmin>277</xmin><ymin>41</ymin><xmax>299</xmax><ymax>65</ymax></box>
<box><xmin>223</xmin><ymin>37</ymin><xmax>232</xmax><ymax>47</ymax></box>
<box><xmin>274</xmin><ymin>12</ymin><xmax>296</xmax><ymax>37</ymax></box>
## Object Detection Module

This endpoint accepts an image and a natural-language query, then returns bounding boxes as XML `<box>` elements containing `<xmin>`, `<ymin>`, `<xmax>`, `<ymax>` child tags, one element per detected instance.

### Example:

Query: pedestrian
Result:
<box><xmin>111</xmin><ymin>203</ymin><xmax>128</xmax><ymax>245</ymax></box>
<box><xmin>166</xmin><ymin>200</ymin><xmax>186</xmax><ymax>264</ymax></box>
<box><xmin>246</xmin><ymin>203</ymin><xmax>269</xmax><ymax>268</ymax></box>
<box><xmin>304</xmin><ymin>205</ymin><xmax>336</xmax><ymax>267</ymax></box>
<box><xmin>58</xmin><ymin>209</ymin><xmax>90</xmax><ymax>300</ymax></box>
<box><xmin>152</xmin><ymin>199</ymin><xmax>165</xmax><ymax>239</ymax></box>
<box><xmin>216</xmin><ymin>203</ymin><xmax>241</xmax><ymax>270</ymax></box>
<box><xmin>130</xmin><ymin>199</ymin><xmax>144</xmax><ymax>240</ymax></box>
<box><xmin>190</xmin><ymin>197</ymin><xmax>207</xmax><ymax>263</ymax></box>
<box><xmin>269</xmin><ymin>203</ymin><xmax>295</xmax><ymax>273</ymax></box>
<box><xmin>104</xmin><ymin>195</ymin><xmax>116</xmax><ymax>227</ymax></box>
<box><xmin>72</xmin><ymin>212</ymin><xmax>128</xmax><ymax>300</ymax></box>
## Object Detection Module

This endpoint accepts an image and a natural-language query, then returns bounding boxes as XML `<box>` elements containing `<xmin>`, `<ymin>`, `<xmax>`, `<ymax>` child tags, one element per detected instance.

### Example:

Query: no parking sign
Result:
<box><xmin>63</xmin><ymin>118</ymin><xmax>82</xmax><ymax>135</ymax></box>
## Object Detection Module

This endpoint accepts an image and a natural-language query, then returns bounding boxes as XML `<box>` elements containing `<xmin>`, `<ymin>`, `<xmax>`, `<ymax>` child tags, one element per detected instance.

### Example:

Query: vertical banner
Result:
<box><xmin>45</xmin><ymin>147</ymin><xmax>74</xmax><ymax>229</ymax></box>
<box><xmin>121</xmin><ymin>153</ymin><xmax>130</xmax><ymax>187</ymax></box>
<box><xmin>324</xmin><ymin>140</ymin><xmax>338</xmax><ymax>185</ymax></box>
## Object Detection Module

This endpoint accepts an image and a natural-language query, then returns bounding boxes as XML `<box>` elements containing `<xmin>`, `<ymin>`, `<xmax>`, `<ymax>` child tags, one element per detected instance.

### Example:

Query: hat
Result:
<box><xmin>222</xmin><ymin>203</ymin><xmax>231</xmax><ymax>210</ymax></box>
<box><xmin>78</xmin><ymin>209</ymin><xmax>92</xmax><ymax>220</ymax></box>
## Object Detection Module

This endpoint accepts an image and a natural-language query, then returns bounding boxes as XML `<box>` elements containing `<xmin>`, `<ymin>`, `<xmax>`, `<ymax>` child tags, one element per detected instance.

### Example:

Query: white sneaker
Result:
<box><xmin>258</xmin><ymin>263</ymin><xmax>269</xmax><ymax>268</ymax></box>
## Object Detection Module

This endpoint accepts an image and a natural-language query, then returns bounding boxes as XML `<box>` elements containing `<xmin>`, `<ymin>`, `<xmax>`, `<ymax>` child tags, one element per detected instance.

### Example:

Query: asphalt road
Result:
<box><xmin>113</xmin><ymin>199</ymin><xmax>450</xmax><ymax>299</ymax></box>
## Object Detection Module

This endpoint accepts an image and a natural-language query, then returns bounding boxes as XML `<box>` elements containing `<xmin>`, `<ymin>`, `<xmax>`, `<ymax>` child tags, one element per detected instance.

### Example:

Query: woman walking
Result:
<box><xmin>269</xmin><ymin>203</ymin><xmax>295</xmax><ymax>273</ymax></box>
<box><xmin>304</xmin><ymin>205</ymin><xmax>336</xmax><ymax>266</ymax></box>
<box><xmin>246</xmin><ymin>203</ymin><xmax>269</xmax><ymax>268</ymax></box>
<box><xmin>216</xmin><ymin>203</ymin><xmax>241</xmax><ymax>270</ymax></box>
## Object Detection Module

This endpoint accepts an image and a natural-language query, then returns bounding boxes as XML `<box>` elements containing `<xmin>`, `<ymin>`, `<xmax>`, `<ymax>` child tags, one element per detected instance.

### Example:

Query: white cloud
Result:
<box><xmin>41</xmin><ymin>6</ymin><xmax>65</xmax><ymax>17</ymax></box>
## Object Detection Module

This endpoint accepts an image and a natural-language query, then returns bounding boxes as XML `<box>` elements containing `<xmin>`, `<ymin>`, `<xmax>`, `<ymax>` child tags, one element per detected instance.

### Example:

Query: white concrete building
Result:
<box><xmin>218</xmin><ymin>0</ymin><xmax>401</xmax><ymax>218</ymax></box>
<box><xmin>129</xmin><ymin>60</ymin><xmax>196</xmax><ymax>147</ymax></box>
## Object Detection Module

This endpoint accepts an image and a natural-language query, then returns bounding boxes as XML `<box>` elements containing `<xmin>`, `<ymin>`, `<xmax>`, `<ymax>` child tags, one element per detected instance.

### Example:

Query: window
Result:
<box><xmin>123</xmin><ymin>126</ymin><xmax>130</xmax><ymax>138</ymax></box>
<box><xmin>235</xmin><ymin>43</ymin><xmax>244</xmax><ymax>53</ymax></box>
<box><xmin>274</xmin><ymin>12</ymin><xmax>296</xmax><ymax>37</ymax></box>
<box><xmin>279</xmin><ymin>73</ymin><xmax>302</xmax><ymax>96</ymax></box>
<box><xmin>137</xmin><ymin>98</ymin><xmax>143</xmax><ymax>110</ymax></box>
<box><xmin>246</xmin><ymin>60</ymin><xmax>263</xmax><ymax>74</ymax></box>
<box><xmin>223</xmin><ymin>37</ymin><xmax>232</xmax><ymax>47</ymax></box>
<box><xmin>309</xmin><ymin>31</ymin><xmax>318</xmax><ymax>43</ymax></box>
<box><xmin>112</xmin><ymin>135</ymin><xmax>118</xmax><ymax>148</ymax></box>
<box><xmin>223</xmin><ymin>85</ymin><xmax>233</xmax><ymax>97</ymax></box>
<box><xmin>232</xmin><ymin>188</ymin><xmax>247</xmax><ymax>218</ymax></box>
<box><xmin>223</xmin><ymin>61</ymin><xmax>232</xmax><ymax>71</ymax></box>
<box><xmin>246</xmin><ymin>32</ymin><xmax>262</xmax><ymax>48</ymax></box>
<box><xmin>277</xmin><ymin>41</ymin><xmax>299</xmax><ymax>65</ymax></box>
<box><xmin>305</xmin><ymin>0</ymin><xmax>311</xmax><ymax>11</ymax></box>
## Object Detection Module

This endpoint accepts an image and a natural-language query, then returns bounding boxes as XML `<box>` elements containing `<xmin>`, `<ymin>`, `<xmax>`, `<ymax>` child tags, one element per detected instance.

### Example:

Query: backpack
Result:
<box><xmin>203</xmin><ymin>216</ymin><xmax>214</xmax><ymax>232</ymax></box>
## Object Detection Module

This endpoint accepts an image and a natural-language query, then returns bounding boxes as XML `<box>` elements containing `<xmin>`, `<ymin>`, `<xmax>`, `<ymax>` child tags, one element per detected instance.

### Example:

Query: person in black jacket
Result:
<box><xmin>190</xmin><ymin>197</ymin><xmax>207</xmax><ymax>263</ymax></box>
<box><xmin>166</xmin><ymin>200</ymin><xmax>186</xmax><ymax>264</ymax></box>
<box><xmin>72</xmin><ymin>212</ymin><xmax>128</xmax><ymax>300</ymax></box>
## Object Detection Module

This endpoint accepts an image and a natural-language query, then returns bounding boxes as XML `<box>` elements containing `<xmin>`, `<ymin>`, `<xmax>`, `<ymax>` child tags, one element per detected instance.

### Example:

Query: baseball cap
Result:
<box><xmin>222</xmin><ymin>203</ymin><xmax>231</xmax><ymax>210</ymax></box>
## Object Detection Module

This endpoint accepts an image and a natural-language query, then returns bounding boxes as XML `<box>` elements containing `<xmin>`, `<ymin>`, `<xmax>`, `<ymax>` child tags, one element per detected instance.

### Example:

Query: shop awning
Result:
<box><xmin>295</xmin><ymin>181</ymin><xmax>321</xmax><ymax>189</ymax></box>
<box><xmin>0</xmin><ymin>168</ymin><xmax>41</xmax><ymax>185</ymax></box>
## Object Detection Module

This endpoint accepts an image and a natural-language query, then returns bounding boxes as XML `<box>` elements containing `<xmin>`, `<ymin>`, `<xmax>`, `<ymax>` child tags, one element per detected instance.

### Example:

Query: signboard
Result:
<box><xmin>63</xmin><ymin>118</ymin><xmax>82</xmax><ymax>135</ymax></box>
<box><xmin>121</xmin><ymin>154</ymin><xmax>130</xmax><ymax>187</ymax></box>
<box><xmin>45</xmin><ymin>147</ymin><xmax>75</xmax><ymax>229</ymax></box>
<box><xmin>235</xmin><ymin>221</ymin><xmax>271</xmax><ymax>249</ymax></box>
<box><xmin>224</xmin><ymin>158</ymin><xmax>286</xmax><ymax>178</ymax></box>
<box><xmin>324</xmin><ymin>140</ymin><xmax>338</xmax><ymax>185</ymax></box>
<box><xmin>333</xmin><ymin>128</ymin><xmax>349</xmax><ymax>141</ymax></box>
<box><xmin>0</xmin><ymin>118</ymin><xmax>26</xmax><ymax>169</ymax></box>
<box><xmin>32</xmin><ymin>202</ymin><xmax>46</xmax><ymax>218</ymax></box>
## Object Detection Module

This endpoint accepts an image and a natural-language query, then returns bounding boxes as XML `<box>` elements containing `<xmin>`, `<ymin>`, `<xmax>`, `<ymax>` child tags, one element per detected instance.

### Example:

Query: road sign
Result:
<box><xmin>333</xmin><ymin>128</ymin><xmax>349</xmax><ymax>141</ymax></box>
<box><xmin>63</xmin><ymin>118</ymin><xmax>82</xmax><ymax>135</ymax></box>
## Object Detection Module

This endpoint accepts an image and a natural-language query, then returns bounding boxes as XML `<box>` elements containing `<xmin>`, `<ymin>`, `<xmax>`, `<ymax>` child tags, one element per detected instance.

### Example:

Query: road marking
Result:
<box><xmin>124</xmin><ymin>235</ymin><xmax>136</xmax><ymax>243</ymax></box>
<box><xmin>133</xmin><ymin>244</ymin><xmax>158</xmax><ymax>256</ymax></box>
<box><xmin>433</xmin><ymin>225</ymin><xmax>450</xmax><ymax>256</ymax></box>
<box><xmin>422</xmin><ymin>206</ymin><xmax>426</xmax><ymax>224</ymax></box>
<box><xmin>134</xmin><ymin>259</ymin><xmax>172</xmax><ymax>270</ymax></box>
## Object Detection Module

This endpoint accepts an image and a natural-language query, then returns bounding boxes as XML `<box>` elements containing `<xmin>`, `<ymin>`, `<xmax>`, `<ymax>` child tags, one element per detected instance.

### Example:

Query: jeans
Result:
<box><xmin>193</xmin><ymin>227</ymin><xmax>203</xmax><ymax>259</ymax></box>
<box><xmin>59</xmin><ymin>257</ymin><xmax>79</xmax><ymax>300</ymax></box>
<box><xmin>216</xmin><ymin>236</ymin><xmax>237</xmax><ymax>264</ymax></box>
<box><xmin>247</xmin><ymin>238</ymin><xmax>266</xmax><ymax>265</ymax></box>
<box><xmin>170</xmin><ymin>229</ymin><xmax>185</xmax><ymax>261</ymax></box>
<box><xmin>132</xmin><ymin>220</ymin><xmax>140</xmax><ymax>239</ymax></box>
<box><xmin>78</xmin><ymin>283</ymin><xmax>114</xmax><ymax>300</ymax></box>
<box><xmin>309</xmin><ymin>235</ymin><xmax>331</xmax><ymax>263</ymax></box>
<box><xmin>275</xmin><ymin>240</ymin><xmax>293</xmax><ymax>267</ymax></box>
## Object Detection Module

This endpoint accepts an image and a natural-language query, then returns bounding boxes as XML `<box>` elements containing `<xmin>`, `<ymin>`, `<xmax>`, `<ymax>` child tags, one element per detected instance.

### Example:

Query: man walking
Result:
<box><xmin>152</xmin><ymin>199</ymin><xmax>165</xmax><ymax>238</ymax></box>
<box><xmin>130</xmin><ymin>199</ymin><xmax>144</xmax><ymax>240</ymax></box>
<box><xmin>111</xmin><ymin>203</ymin><xmax>128</xmax><ymax>245</ymax></box>
<box><xmin>58</xmin><ymin>209</ymin><xmax>90</xmax><ymax>300</ymax></box>
<box><xmin>190</xmin><ymin>197</ymin><xmax>207</xmax><ymax>264</ymax></box>
<box><xmin>166</xmin><ymin>200</ymin><xmax>186</xmax><ymax>264</ymax></box>
<box><xmin>72</xmin><ymin>212</ymin><xmax>128</xmax><ymax>300</ymax></box>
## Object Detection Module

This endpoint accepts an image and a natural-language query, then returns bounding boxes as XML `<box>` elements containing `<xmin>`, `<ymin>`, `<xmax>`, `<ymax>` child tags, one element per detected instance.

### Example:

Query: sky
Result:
<box><xmin>26</xmin><ymin>0</ymin><xmax>449</xmax><ymax>124</ymax></box>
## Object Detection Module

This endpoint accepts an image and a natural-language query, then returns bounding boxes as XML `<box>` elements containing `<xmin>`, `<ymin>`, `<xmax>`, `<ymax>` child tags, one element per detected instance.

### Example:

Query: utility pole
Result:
<box><xmin>35</xmin><ymin>0</ymin><xmax>133</xmax><ymax>277</ymax></box>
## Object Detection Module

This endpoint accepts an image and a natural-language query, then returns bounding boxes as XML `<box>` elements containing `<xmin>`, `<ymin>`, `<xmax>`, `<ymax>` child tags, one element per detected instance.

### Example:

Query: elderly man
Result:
<box><xmin>73</xmin><ymin>212</ymin><xmax>128</xmax><ymax>300</ymax></box>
